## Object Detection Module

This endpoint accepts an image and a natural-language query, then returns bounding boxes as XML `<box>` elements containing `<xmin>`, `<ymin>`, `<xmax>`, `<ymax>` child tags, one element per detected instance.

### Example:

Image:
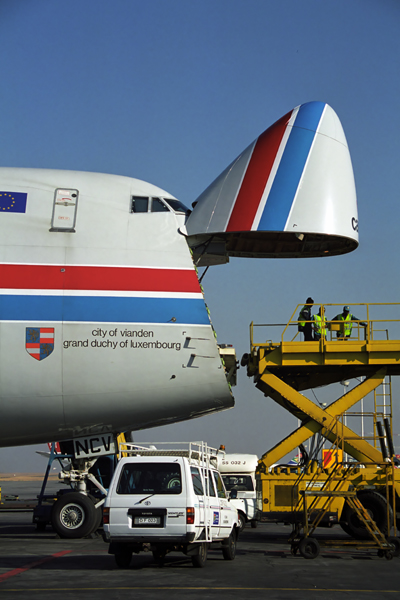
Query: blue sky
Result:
<box><xmin>1</xmin><ymin>0</ymin><xmax>400</xmax><ymax>471</ymax></box>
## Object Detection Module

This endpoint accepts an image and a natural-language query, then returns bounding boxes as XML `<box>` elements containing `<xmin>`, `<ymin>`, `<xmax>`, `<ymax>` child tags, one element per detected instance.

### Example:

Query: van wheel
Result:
<box><xmin>238</xmin><ymin>513</ymin><xmax>246</xmax><ymax>533</ymax></box>
<box><xmin>222</xmin><ymin>531</ymin><xmax>237</xmax><ymax>560</ymax></box>
<box><xmin>115</xmin><ymin>551</ymin><xmax>132</xmax><ymax>569</ymax></box>
<box><xmin>51</xmin><ymin>492</ymin><xmax>97</xmax><ymax>539</ymax></box>
<box><xmin>191</xmin><ymin>542</ymin><xmax>208</xmax><ymax>568</ymax></box>
<box><xmin>251</xmin><ymin>520</ymin><xmax>258</xmax><ymax>529</ymax></box>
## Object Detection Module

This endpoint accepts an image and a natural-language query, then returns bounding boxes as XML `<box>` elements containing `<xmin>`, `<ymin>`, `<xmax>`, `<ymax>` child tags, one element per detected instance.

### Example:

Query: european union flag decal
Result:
<box><xmin>0</xmin><ymin>192</ymin><xmax>27</xmax><ymax>213</ymax></box>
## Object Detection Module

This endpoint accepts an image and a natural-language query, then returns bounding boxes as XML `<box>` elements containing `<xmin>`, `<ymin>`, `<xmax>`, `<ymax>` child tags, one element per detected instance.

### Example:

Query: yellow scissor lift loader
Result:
<box><xmin>243</xmin><ymin>303</ymin><xmax>400</xmax><ymax>559</ymax></box>
<box><xmin>286</xmin><ymin>415</ymin><xmax>399</xmax><ymax>559</ymax></box>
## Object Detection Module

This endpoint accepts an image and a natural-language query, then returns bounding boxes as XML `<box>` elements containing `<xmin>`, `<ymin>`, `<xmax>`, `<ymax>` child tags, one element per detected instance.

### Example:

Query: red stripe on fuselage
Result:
<box><xmin>226</xmin><ymin>111</ymin><xmax>292</xmax><ymax>232</ymax></box>
<box><xmin>0</xmin><ymin>264</ymin><xmax>201</xmax><ymax>293</ymax></box>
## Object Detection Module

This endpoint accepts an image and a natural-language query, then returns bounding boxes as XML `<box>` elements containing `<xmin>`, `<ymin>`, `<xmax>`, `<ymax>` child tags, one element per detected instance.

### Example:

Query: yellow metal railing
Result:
<box><xmin>250</xmin><ymin>302</ymin><xmax>400</xmax><ymax>354</ymax></box>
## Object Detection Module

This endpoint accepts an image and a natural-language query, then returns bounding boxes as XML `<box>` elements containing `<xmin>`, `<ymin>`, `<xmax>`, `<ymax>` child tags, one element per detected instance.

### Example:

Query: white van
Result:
<box><xmin>217</xmin><ymin>453</ymin><xmax>258</xmax><ymax>532</ymax></box>
<box><xmin>103</xmin><ymin>442</ymin><xmax>239</xmax><ymax>568</ymax></box>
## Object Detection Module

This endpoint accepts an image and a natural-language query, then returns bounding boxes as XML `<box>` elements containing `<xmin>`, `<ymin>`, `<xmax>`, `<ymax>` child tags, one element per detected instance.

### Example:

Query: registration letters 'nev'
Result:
<box><xmin>73</xmin><ymin>435</ymin><xmax>116</xmax><ymax>459</ymax></box>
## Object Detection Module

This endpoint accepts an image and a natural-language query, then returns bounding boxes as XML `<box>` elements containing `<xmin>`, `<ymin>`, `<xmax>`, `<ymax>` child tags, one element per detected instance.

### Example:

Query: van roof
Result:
<box><xmin>118</xmin><ymin>441</ymin><xmax>222</xmax><ymax>468</ymax></box>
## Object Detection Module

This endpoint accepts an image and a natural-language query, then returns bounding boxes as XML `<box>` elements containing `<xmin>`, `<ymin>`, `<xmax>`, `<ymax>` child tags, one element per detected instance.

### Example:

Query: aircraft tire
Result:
<box><xmin>51</xmin><ymin>492</ymin><xmax>98</xmax><ymax>539</ymax></box>
<box><xmin>86</xmin><ymin>495</ymin><xmax>103</xmax><ymax>535</ymax></box>
<box><xmin>88</xmin><ymin>504</ymin><xmax>103</xmax><ymax>535</ymax></box>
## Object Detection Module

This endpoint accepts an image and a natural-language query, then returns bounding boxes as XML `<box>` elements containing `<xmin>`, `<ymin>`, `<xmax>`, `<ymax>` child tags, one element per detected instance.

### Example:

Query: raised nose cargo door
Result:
<box><xmin>184</xmin><ymin>101</ymin><xmax>358</xmax><ymax>266</ymax></box>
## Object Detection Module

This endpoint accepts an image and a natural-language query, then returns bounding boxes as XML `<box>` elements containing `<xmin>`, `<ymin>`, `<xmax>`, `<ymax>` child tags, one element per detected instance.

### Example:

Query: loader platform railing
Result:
<box><xmin>245</xmin><ymin>303</ymin><xmax>400</xmax><ymax>385</ymax></box>
<box><xmin>250</xmin><ymin>302</ymin><xmax>400</xmax><ymax>352</ymax></box>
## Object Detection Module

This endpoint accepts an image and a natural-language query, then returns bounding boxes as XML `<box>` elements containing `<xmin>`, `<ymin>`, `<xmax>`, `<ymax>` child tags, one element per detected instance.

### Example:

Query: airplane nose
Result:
<box><xmin>186</xmin><ymin>101</ymin><xmax>358</xmax><ymax>266</ymax></box>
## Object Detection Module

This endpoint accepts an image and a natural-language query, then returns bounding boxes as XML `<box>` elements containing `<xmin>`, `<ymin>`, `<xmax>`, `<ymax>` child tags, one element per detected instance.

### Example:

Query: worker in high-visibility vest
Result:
<box><xmin>298</xmin><ymin>297</ymin><xmax>314</xmax><ymax>341</ymax></box>
<box><xmin>312</xmin><ymin>308</ymin><xmax>327</xmax><ymax>341</ymax></box>
<box><xmin>332</xmin><ymin>306</ymin><xmax>367</xmax><ymax>339</ymax></box>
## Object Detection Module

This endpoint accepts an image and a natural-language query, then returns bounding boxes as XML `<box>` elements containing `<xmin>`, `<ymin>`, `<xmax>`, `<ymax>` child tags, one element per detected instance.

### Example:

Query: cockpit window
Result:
<box><xmin>151</xmin><ymin>198</ymin><xmax>170</xmax><ymax>212</ymax></box>
<box><xmin>130</xmin><ymin>196</ymin><xmax>188</xmax><ymax>215</ymax></box>
<box><xmin>163</xmin><ymin>199</ymin><xmax>189</xmax><ymax>214</ymax></box>
<box><xmin>131</xmin><ymin>196</ymin><xmax>149</xmax><ymax>213</ymax></box>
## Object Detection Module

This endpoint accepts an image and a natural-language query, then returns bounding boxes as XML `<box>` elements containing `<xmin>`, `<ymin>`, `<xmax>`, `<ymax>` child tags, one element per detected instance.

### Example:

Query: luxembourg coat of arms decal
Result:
<box><xmin>26</xmin><ymin>327</ymin><xmax>54</xmax><ymax>361</ymax></box>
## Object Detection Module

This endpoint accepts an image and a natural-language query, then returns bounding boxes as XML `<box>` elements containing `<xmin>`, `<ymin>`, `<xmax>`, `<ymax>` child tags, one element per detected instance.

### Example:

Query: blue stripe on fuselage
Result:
<box><xmin>257</xmin><ymin>101</ymin><xmax>325</xmax><ymax>231</ymax></box>
<box><xmin>0</xmin><ymin>295</ymin><xmax>210</xmax><ymax>324</ymax></box>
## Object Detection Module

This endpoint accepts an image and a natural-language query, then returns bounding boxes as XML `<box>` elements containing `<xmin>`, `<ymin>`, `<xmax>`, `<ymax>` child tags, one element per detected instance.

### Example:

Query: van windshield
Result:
<box><xmin>222</xmin><ymin>475</ymin><xmax>254</xmax><ymax>492</ymax></box>
<box><xmin>117</xmin><ymin>462</ymin><xmax>182</xmax><ymax>495</ymax></box>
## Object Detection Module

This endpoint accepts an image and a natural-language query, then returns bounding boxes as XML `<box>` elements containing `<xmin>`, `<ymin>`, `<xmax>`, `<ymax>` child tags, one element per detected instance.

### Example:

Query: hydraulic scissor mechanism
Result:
<box><xmin>257</xmin><ymin>367</ymin><xmax>387</xmax><ymax>470</ymax></box>
<box><xmin>246</xmin><ymin>304</ymin><xmax>400</xmax><ymax>550</ymax></box>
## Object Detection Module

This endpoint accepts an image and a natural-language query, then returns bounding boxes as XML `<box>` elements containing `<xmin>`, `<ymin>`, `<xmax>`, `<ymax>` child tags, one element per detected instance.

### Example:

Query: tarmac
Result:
<box><xmin>1</xmin><ymin>479</ymin><xmax>400</xmax><ymax>599</ymax></box>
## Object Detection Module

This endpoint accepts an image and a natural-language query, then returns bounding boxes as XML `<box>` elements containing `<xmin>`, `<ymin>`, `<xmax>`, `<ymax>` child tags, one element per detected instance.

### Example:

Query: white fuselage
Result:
<box><xmin>0</xmin><ymin>168</ymin><xmax>234</xmax><ymax>447</ymax></box>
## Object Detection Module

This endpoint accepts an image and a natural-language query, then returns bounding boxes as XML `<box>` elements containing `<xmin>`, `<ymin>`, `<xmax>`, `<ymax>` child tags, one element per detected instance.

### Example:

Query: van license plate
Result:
<box><xmin>134</xmin><ymin>517</ymin><xmax>160</xmax><ymax>525</ymax></box>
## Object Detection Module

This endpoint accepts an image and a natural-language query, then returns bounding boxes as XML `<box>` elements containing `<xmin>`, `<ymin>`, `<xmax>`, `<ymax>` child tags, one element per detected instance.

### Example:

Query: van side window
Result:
<box><xmin>191</xmin><ymin>467</ymin><xmax>204</xmax><ymax>496</ymax></box>
<box><xmin>213</xmin><ymin>471</ymin><xmax>227</xmax><ymax>499</ymax></box>
<box><xmin>207</xmin><ymin>470</ymin><xmax>216</xmax><ymax>497</ymax></box>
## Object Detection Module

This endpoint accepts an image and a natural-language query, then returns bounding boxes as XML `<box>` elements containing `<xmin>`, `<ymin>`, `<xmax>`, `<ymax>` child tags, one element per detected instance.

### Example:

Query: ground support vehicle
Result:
<box><xmin>288</xmin><ymin>471</ymin><xmax>400</xmax><ymax>560</ymax></box>
<box><xmin>217</xmin><ymin>453</ymin><xmax>258</xmax><ymax>531</ymax></box>
<box><xmin>103</xmin><ymin>442</ymin><xmax>239</xmax><ymax>568</ymax></box>
<box><xmin>243</xmin><ymin>303</ymin><xmax>400</xmax><ymax>545</ymax></box>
